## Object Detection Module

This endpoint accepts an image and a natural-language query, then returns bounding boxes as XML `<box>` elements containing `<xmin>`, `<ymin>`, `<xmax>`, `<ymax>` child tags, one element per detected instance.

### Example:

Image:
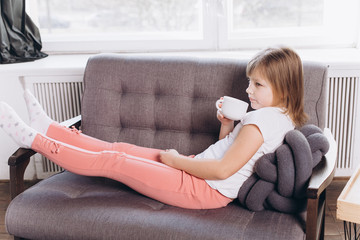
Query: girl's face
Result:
<box><xmin>246</xmin><ymin>70</ymin><xmax>277</xmax><ymax>110</ymax></box>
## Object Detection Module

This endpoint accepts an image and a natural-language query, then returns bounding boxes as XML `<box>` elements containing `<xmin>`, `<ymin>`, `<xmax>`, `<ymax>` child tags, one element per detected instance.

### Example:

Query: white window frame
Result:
<box><xmin>357</xmin><ymin>25</ymin><xmax>360</xmax><ymax>49</ymax></box>
<box><xmin>28</xmin><ymin>0</ymin><xmax>360</xmax><ymax>53</ymax></box>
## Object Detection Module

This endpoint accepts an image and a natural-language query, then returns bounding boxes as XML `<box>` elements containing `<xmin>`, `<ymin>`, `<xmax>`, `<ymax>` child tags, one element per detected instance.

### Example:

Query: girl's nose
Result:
<box><xmin>246</xmin><ymin>86</ymin><xmax>253</xmax><ymax>94</ymax></box>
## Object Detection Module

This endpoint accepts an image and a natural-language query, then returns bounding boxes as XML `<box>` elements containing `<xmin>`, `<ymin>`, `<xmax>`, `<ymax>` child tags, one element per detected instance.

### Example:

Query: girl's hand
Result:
<box><xmin>217</xmin><ymin>110</ymin><xmax>234</xmax><ymax>126</ymax></box>
<box><xmin>216</xmin><ymin>97</ymin><xmax>234</xmax><ymax>126</ymax></box>
<box><xmin>159</xmin><ymin>149</ymin><xmax>180</xmax><ymax>168</ymax></box>
<box><xmin>217</xmin><ymin>97</ymin><xmax>235</xmax><ymax>140</ymax></box>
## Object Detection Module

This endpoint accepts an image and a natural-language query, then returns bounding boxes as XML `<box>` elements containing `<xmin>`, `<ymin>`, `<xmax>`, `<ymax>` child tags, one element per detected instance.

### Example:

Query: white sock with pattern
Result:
<box><xmin>0</xmin><ymin>102</ymin><xmax>37</xmax><ymax>148</ymax></box>
<box><xmin>24</xmin><ymin>89</ymin><xmax>53</xmax><ymax>135</ymax></box>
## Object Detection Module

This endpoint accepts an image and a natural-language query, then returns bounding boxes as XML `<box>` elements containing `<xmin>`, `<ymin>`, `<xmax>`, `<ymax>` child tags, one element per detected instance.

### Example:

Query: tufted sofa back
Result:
<box><xmin>81</xmin><ymin>54</ymin><xmax>327</xmax><ymax>155</ymax></box>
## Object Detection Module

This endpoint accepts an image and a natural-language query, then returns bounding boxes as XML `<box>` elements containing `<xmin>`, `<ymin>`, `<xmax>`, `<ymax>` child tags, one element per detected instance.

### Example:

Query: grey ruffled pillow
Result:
<box><xmin>237</xmin><ymin>125</ymin><xmax>329</xmax><ymax>213</ymax></box>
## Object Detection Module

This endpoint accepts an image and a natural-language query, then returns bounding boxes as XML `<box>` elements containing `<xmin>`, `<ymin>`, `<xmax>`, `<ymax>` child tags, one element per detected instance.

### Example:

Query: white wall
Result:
<box><xmin>0</xmin><ymin>74</ymin><xmax>37</xmax><ymax>180</ymax></box>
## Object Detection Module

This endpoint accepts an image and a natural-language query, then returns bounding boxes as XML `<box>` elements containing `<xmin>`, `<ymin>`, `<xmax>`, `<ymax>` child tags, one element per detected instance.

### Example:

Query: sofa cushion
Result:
<box><xmin>6</xmin><ymin>171</ymin><xmax>305</xmax><ymax>240</ymax></box>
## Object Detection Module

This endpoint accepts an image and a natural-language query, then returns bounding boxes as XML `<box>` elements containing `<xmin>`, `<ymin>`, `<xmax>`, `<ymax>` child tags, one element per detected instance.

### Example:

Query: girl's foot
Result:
<box><xmin>24</xmin><ymin>89</ymin><xmax>53</xmax><ymax>135</ymax></box>
<box><xmin>0</xmin><ymin>102</ymin><xmax>37</xmax><ymax>148</ymax></box>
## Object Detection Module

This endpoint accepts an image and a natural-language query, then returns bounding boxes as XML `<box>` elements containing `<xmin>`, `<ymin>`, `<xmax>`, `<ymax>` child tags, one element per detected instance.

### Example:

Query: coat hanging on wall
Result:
<box><xmin>0</xmin><ymin>0</ymin><xmax>47</xmax><ymax>64</ymax></box>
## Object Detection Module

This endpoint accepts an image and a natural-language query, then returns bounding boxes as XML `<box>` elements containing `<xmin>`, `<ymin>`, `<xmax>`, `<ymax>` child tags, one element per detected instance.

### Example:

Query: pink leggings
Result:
<box><xmin>31</xmin><ymin>123</ymin><xmax>232</xmax><ymax>209</ymax></box>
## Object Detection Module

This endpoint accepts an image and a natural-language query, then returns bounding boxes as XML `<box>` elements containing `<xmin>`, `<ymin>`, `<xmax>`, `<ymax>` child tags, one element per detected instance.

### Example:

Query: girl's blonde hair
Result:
<box><xmin>246</xmin><ymin>47</ymin><xmax>308</xmax><ymax>126</ymax></box>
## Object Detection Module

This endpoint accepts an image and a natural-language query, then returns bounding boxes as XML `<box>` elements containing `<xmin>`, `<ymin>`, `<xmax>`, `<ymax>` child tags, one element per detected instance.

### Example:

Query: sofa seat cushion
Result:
<box><xmin>6</xmin><ymin>171</ymin><xmax>305</xmax><ymax>240</ymax></box>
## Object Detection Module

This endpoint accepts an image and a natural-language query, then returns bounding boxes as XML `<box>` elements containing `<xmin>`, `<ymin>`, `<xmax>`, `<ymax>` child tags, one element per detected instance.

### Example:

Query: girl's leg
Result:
<box><xmin>1</xmin><ymin>101</ymin><xmax>231</xmax><ymax>209</ymax></box>
<box><xmin>46</xmin><ymin>122</ymin><xmax>162</xmax><ymax>161</ymax></box>
<box><xmin>0</xmin><ymin>102</ymin><xmax>37</xmax><ymax>148</ymax></box>
<box><xmin>23</xmin><ymin>89</ymin><xmax>53</xmax><ymax>135</ymax></box>
<box><xmin>24</xmin><ymin>89</ymin><xmax>162</xmax><ymax>161</ymax></box>
<box><xmin>32</xmin><ymin>134</ymin><xmax>232</xmax><ymax>209</ymax></box>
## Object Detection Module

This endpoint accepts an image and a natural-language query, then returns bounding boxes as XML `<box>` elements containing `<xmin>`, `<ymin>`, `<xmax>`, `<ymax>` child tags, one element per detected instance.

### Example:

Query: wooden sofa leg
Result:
<box><xmin>306</xmin><ymin>198</ymin><xmax>318</xmax><ymax>240</ymax></box>
<box><xmin>319</xmin><ymin>191</ymin><xmax>326</xmax><ymax>240</ymax></box>
<box><xmin>9</xmin><ymin>158</ymin><xmax>30</xmax><ymax>199</ymax></box>
<box><xmin>306</xmin><ymin>190</ymin><xmax>326</xmax><ymax>240</ymax></box>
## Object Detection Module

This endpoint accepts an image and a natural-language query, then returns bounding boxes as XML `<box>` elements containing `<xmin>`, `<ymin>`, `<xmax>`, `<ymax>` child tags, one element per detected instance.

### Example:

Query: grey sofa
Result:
<box><xmin>6</xmin><ymin>54</ymin><xmax>336</xmax><ymax>240</ymax></box>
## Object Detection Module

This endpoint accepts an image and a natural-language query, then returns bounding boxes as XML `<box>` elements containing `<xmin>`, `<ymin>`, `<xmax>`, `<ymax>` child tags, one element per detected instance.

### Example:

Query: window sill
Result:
<box><xmin>0</xmin><ymin>48</ymin><xmax>359</xmax><ymax>78</ymax></box>
<box><xmin>0</xmin><ymin>54</ymin><xmax>93</xmax><ymax>77</ymax></box>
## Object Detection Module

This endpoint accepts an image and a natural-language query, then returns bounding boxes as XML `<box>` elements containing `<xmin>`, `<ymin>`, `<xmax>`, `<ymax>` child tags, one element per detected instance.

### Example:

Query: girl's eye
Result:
<box><xmin>255</xmin><ymin>82</ymin><xmax>262</xmax><ymax>87</ymax></box>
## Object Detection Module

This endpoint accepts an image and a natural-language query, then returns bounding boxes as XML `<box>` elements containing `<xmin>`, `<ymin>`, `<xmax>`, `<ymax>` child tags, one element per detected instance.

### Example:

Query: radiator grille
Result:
<box><xmin>33</xmin><ymin>81</ymin><xmax>84</xmax><ymax>175</ymax></box>
<box><xmin>326</xmin><ymin>76</ymin><xmax>359</xmax><ymax>172</ymax></box>
<box><xmin>34</xmin><ymin>82</ymin><xmax>83</xmax><ymax>122</ymax></box>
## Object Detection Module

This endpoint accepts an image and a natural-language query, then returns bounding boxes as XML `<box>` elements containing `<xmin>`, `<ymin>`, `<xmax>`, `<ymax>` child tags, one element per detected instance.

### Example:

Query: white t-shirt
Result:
<box><xmin>195</xmin><ymin>107</ymin><xmax>295</xmax><ymax>199</ymax></box>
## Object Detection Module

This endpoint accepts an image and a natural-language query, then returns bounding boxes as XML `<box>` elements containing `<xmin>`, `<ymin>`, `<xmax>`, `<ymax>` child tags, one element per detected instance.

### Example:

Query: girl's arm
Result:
<box><xmin>217</xmin><ymin>110</ymin><xmax>234</xmax><ymax>140</ymax></box>
<box><xmin>159</xmin><ymin>124</ymin><xmax>263</xmax><ymax>180</ymax></box>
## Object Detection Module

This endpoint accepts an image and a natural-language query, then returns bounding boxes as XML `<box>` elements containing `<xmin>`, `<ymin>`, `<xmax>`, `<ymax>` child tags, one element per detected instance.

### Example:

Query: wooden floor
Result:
<box><xmin>0</xmin><ymin>179</ymin><xmax>349</xmax><ymax>240</ymax></box>
<box><xmin>0</xmin><ymin>180</ymin><xmax>11</xmax><ymax>240</ymax></box>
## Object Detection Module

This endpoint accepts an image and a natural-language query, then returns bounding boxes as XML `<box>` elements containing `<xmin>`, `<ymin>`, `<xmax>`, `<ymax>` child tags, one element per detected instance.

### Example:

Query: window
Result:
<box><xmin>35</xmin><ymin>1</ymin><xmax>202</xmax><ymax>36</ymax></box>
<box><xmin>26</xmin><ymin>0</ymin><xmax>360</xmax><ymax>53</ymax></box>
<box><xmin>232</xmin><ymin>0</ymin><xmax>324</xmax><ymax>29</ymax></box>
<box><xmin>28</xmin><ymin>0</ymin><xmax>209</xmax><ymax>52</ymax></box>
<box><xmin>220</xmin><ymin>0</ymin><xmax>360</xmax><ymax>49</ymax></box>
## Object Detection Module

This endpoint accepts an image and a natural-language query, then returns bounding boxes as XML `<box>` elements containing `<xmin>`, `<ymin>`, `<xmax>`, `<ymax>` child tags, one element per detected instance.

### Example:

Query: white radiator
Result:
<box><xmin>326</xmin><ymin>69</ymin><xmax>360</xmax><ymax>177</ymax></box>
<box><xmin>21</xmin><ymin>75</ymin><xmax>84</xmax><ymax>179</ymax></box>
<box><xmin>23</xmin><ymin>71</ymin><xmax>360</xmax><ymax>178</ymax></box>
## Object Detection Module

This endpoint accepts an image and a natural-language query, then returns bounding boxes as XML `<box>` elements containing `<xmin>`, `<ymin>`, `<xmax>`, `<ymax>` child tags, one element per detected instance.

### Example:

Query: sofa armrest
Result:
<box><xmin>59</xmin><ymin>115</ymin><xmax>82</xmax><ymax>129</ymax></box>
<box><xmin>8</xmin><ymin>115</ymin><xmax>82</xmax><ymax>199</ymax></box>
<box><xmin>307</xmin><ymin>128</ymin><xmax>337</xmax><ymax>198</ymax></box>
<box><xmin>8</xmin><ymin>148</ymin><xmax>36</xmax><ymax>199</ymax></box>
<box><xmin>305</xmin><ymin>128</ymin><xmax>337</xmax><ymax>240</ymax></box>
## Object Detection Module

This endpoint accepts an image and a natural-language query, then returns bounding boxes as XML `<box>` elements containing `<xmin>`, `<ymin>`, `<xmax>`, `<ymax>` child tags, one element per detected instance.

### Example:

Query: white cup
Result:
<box><xmin>216</xmin><ymin>96</ymin><xmax>249</xmax><ymax>121</ymax></box>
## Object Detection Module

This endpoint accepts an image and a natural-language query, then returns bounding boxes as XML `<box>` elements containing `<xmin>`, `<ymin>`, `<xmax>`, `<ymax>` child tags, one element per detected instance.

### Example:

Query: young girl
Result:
<box><xmin>0</xmin><ymin>47</ymin><xmax>307</xmax><ymax>210</ymax></box>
